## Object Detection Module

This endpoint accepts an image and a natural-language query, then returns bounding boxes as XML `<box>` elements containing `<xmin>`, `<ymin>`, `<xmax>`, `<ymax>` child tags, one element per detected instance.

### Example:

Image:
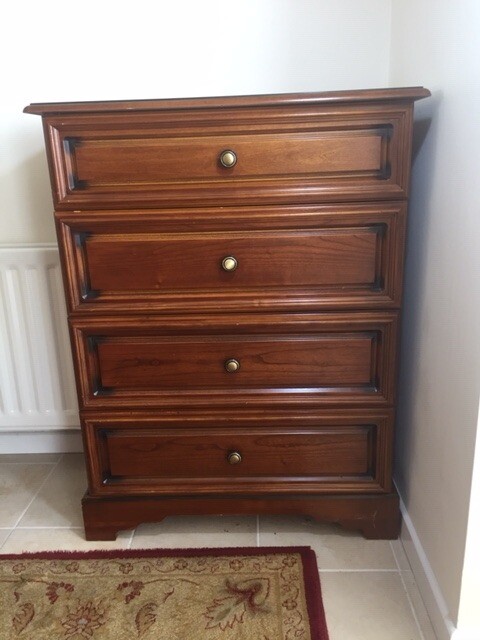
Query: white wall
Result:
<box><xmin>0</xmin><ymin>0</ymin><xmax>393</xmax><ymax>448</ymax></box>
<box><xmin>1</xmin><ymin>0</ymin><xmax>391</xmax><ymax>244</ymax></box>
<box><xmin>390</xmin><ymin>0</ymin><xmax>480</xmax><ymax>634</ymax></box>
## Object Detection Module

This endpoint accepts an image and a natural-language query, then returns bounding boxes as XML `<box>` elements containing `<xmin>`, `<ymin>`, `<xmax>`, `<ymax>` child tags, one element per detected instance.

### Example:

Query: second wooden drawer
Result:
<box><xmin>72</xmin><ymin>312</ymin><xmax>397</xmax><ymax>409</ymax></box>
<box><xmin>58</xmin><ymin>203</ymin><xmax>406</xmax><ymax>313</ymax></box>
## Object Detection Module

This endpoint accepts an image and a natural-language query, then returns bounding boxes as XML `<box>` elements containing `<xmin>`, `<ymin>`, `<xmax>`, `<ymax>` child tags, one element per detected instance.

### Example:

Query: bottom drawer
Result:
<box><xmin>83</xmin><ymin>411</ymin><xmax>393</xmax><ymax>495</ymax></box>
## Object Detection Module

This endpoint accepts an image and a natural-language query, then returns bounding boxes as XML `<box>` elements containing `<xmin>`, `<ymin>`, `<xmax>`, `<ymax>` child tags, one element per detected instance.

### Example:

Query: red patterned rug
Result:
<box><xmin>0</xmin><ymin>546</ymin><xmax>328</xmax><ymax>639</ymax></box>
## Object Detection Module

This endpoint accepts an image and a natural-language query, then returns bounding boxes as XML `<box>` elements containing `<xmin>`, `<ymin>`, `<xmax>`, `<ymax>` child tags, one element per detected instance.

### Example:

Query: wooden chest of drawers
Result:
<box><xmin>25</xmin><ymin>87</ymin><xmax>429</xmax><ymax>540</ymax></box>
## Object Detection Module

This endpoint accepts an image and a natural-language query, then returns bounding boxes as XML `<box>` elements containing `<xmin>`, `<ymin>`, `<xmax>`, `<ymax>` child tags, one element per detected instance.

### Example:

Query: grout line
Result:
<box><xmin>390</xmin><ymin>540</ymin><xmax>426</xmax><ymax>640</ymax></box>
<box><xmin>0</xmin><ymin>530</ymin><xmax>13</xmax><ymax>547</ymax></box>
<box><xmin>389</xmin><ymin>538</ymin><xmax>414</xmax><ymax>572</ymax></box>
<box><xmin>11</xmin><ymin>455</ymin><xmax>63</xmax><ymax>529</ymax></box>
<box><xmin>0</xmin><ymin>456</ymin><xmax>63</xmax><ymax>551</ymax></box>
<box><xmin>389</xmin><ymin>540</ymin><xmax>401</xmax><ymax>571</ymax></box>
<box><xmin>127</xmin><ymin>529</ymin><xmax>135</xmax><ymax>549</ymax></box>
<box><xmin>398</xmin><ymin>570</ymin><xmax>427</xmax><ymax>640</ymax></box>
<box><xmin>256</xmin><ymin>515</ymin><xmax>260</xmax><ymax>547</ymax></box>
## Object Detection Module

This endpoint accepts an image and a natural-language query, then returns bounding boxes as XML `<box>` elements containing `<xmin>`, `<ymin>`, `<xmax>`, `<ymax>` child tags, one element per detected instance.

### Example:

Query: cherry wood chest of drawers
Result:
<box><xmin>25</xmin><ymin>87</ymin><xmax>429</xmax><ymax>540</ymax></box>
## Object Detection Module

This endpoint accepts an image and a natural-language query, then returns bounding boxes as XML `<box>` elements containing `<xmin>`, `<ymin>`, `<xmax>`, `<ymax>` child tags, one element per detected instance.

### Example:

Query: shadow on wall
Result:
<box><xmin>394</xmin><ymin>90</ymin><xmax>441</xmax><ymax>501</ymax></box>
<box><xmin>412</xmin><ymin>116</ymin><xmax>433</xmax><ymax>160</ymax></box>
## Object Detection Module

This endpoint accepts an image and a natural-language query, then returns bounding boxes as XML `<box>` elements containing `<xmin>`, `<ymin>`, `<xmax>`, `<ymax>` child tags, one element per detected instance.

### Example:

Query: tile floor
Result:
<box><xmin>0</xmin><ymin>453</ymin><xmax>437</xmax><ymax>639</ymax></box>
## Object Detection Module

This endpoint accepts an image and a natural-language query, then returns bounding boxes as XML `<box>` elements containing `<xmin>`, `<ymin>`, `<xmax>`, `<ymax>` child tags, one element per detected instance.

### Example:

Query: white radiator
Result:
<box><xmin>0</xmin><ymin>245</ymin><xmax>79</xmax><ymax>432</ymax></box>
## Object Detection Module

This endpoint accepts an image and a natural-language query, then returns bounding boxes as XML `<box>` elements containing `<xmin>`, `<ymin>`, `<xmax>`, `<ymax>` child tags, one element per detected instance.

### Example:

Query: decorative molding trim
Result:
<box><xmin>0</xmin><ymin>246</ymin><xmax>79</xmax><ymax>433</ymax></box>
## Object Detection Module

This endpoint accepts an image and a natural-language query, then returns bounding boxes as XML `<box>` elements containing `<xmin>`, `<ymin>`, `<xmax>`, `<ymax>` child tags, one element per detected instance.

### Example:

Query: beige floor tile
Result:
<box><xmin>259</xmin><ymin>516</ymin><xmax>397</xmax><ymax>570</ymax></box>
<box><xmin>0</xmin><ymin>529</ymin><xmax>13</xmax><ymax>548</ymax></box>
<box><xmin>0</xmin><ymin>463</ymin><xmax>54</xmax><ymax>527</ymax></box>
<box><xmin>1</xmin><ymin>528</ymin><xmax>132</xmax><ymax>553</ymax></box>
<box><xmin>17</xmin><ymin>454</ymin><xmax>87</xmax><ymax>528</ymax></box>
<box><xmin>131</xmin><ymin>515</ymin><xmax>257</xmax><ymax>549</ymax></box>
<box><xmin>321</xmin><ymin>571</ymin><xmax>422</xmax><ymax>640</ymax></box>
<box><xmin>0</xmin><ymin>453</ymin><xmax>61</xmax><ymax>463</ymax></box>
<box><xmin>401</xmin><ymin>569</ymin><xmax>437</xmax><ymax>640</ymax></box>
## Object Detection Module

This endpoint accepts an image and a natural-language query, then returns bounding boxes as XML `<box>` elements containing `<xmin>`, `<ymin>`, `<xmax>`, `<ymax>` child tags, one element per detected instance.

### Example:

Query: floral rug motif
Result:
<box><xmin>0</xmin><ymin>546</ymin><xmax>328</xmax><ymax>639</ymax></box>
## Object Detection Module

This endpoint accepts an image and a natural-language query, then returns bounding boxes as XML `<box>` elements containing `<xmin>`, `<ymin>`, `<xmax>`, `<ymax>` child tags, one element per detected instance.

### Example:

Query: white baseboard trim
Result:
<box><xmin>399</xmin><ymin>497</ymin><xmax>457</xmax><ymax>640</ymax></box>
<box><xmin>0</xmin><ymin>430</ymin><xmax>83</xmax><ymax>453</ymax></box>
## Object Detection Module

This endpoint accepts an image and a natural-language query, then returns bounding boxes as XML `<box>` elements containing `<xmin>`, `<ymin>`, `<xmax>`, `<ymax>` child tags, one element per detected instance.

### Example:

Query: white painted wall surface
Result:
<box><xmin>390</xmin><ymin>0</ymin><xmax>480</xmax><ymax>633</ymax></box>
<box><xmin>1</xmin><ymin>0</ymin><xmax>391</xmax><ymax>244</ymax></box>
<box><xmin>0</xmin><ymin>0</ymin><xmax>391</xmax><ymax>449</ymax></box>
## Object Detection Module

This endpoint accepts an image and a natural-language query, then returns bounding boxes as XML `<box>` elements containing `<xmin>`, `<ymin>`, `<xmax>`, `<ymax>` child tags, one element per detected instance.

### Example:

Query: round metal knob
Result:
<box><xmin>222</xmin><ymin>256</ymin><xmax>238</xmax><ymax>272</ymax></box>
<box><xmin>228</xmin><ymin>451</ymin><xmax>242</xmax><ymax>465</ymax></box>
<box><xmin>224</xmin><ymin>358</ymin><xmax>240</xmax><ymax>373</ymax></box>
<box><xmin>219</xmin><ymin>149</ymin><xmax>237</xmax><ymax>168</ymax></box>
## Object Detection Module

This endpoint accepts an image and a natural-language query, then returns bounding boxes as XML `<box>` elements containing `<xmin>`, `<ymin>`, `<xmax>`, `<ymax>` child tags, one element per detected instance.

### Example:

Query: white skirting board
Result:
<box><xmin>399</xmin><ymin>497</ymin><xmax>480</xmax><ymax>640</ymax></box>
<box><xmin>0</xmin><ymin>245</ymin><xmax>80</xmax><ymax>451</ymax></box>
<box><xmin>0</xmin><ymin>430</ymin><xmax>83</xmax><ymax>453</ymax></box>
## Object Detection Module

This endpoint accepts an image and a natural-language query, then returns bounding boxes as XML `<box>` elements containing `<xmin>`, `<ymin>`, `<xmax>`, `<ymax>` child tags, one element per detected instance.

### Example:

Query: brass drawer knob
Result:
<box><xmin>222</xmin><ymin>256</ymin><xmax>238</xmax><ymax>272</ymax></box>
<box><xmin>219</xmin><ymin>149</ymin><xmax>237</xmax><ymax>168</ymax></box>
<box><xmin>227</xmin><ymin>451</ymin><xmax>242</xmax><ymax>464</ymax></box>
<box><xmin>225</xmin><ymin>358</ymin><xmax>240</xmax><ymax>373</ymax></box>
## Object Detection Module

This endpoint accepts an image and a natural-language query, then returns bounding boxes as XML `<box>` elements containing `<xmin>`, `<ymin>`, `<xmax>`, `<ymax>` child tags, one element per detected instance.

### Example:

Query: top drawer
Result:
<box><xmin>40</xmin><ymin>102</ymin><xmax>413</xmax><ymax>209</ymax></box>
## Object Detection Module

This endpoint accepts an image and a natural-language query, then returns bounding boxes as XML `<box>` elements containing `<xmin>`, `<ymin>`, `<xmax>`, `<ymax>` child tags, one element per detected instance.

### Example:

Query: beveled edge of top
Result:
<box><xmin>24</xmin><ymin>86</ymin><xmax>430</xmax><ymax>115</ymax></box>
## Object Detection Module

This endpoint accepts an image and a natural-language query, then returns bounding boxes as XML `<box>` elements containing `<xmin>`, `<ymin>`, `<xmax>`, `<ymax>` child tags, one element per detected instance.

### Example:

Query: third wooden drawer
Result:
<box><xmin>71</xmin><ymin>311</ymin><xmax>398</xmax><ymax>409</ymax></box>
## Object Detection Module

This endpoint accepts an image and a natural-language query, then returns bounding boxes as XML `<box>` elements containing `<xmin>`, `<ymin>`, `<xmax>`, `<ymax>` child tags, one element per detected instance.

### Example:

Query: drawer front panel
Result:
<box><xmin>86</xmin><ymin>230</ymin><xmax>377</xmax><ymax>291</ymax></box>
<box><xmin>72</xmin><ymin>312</ymin><xmax>397</xmax><ymax>408</ymax></box>
<box><xmin>107</xmin><ymin>431</ymin><xmax>369</xmax><ymax>478</ymax></box>
<box><xmin>44</xmin><ymin>104</ymin><xmax>411</xmax><ymax>208</ymax></box>
<box><xmin>72</xmin><ymin>131</ymin><xmax>383</xmax><ymax>183</ymax></box>
<box><xmin>82</xmin><ymin>411</ymin><xmax>394</xmax><ymax>495</ymax></box>
<box><xmin>59</xmin><ymin>204</ymin><xmax>406</xmax><ymax>313</ymax></box>
<box><xmin>96</xmin><ymin>336</ymin><xmax>372</xmax><ymax>389</ymax></box>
